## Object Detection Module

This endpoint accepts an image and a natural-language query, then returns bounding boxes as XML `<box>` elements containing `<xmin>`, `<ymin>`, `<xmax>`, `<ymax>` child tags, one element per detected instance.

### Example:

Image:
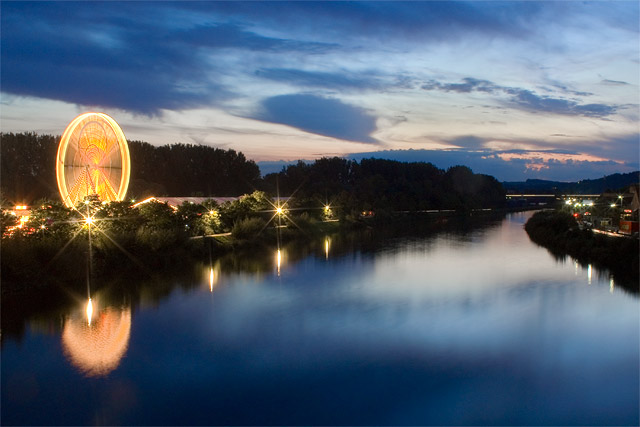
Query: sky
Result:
<box><xmin>1</xmin><ymin>1</ymin><xmax>638</xmax><ymax>181</ymax></box>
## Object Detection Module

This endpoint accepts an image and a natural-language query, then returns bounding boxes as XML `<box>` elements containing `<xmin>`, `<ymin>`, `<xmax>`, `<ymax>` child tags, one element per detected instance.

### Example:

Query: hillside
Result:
<box><xmin>504</xmin><ymin>171</ymin><xmax>639</xmax><ymax>194</ymax></box>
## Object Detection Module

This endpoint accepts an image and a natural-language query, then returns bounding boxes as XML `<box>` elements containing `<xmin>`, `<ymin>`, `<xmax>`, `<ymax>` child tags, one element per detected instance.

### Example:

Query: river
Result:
<box><xmin>2</xmin><ymin>211</ymin><xmax>638</xmax><ymax>425</ymax></box>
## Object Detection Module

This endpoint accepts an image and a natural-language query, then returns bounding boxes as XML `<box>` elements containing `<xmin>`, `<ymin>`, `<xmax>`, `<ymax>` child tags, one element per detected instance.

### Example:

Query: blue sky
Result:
<box><xmin>1</xmin><ymin>1</ymin><xmax>638</xmax><ymax>181</ymax></box>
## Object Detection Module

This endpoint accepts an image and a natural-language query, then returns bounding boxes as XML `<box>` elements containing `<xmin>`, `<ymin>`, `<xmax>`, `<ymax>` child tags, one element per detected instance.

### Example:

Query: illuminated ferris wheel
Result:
<box><xmin>56</xmin><ymin>113</ymin><xmax>131</xmax><ymax>208</ymax></box>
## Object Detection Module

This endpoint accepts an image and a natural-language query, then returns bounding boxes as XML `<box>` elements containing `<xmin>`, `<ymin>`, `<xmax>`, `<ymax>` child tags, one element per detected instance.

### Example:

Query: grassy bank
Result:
<box><xmin>525</xmin><ymin>211</ymin><xmax>639</xmax><ymax>293</ymax></box>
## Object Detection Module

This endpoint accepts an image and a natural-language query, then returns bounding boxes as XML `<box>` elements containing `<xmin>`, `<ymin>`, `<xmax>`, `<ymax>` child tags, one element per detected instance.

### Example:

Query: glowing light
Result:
<box><xmin>587</xmin><ymin>264</ymin><xmax>592</xmax><ymax>285</ymax></box>
<box><xmin>40</xmin><ymin>225</ymin><xmax>46</xmax><ymax>229</ymax></box>
<box><xmin>15</xmin><ymin>205</ymin><xmax>27</xmax><ymax>210</ymax></box>
<box><xmin>85</xmin><ymin>217</ymin><xmax>94</xmax><ymax>225</ymax></box>
<box><xmin>276</xmin><ymin>207</ymin><xmax>283</xmax><ymax>215</ymax></box>
<box><xmin>276</xmin><ymin>249</ymin><xmax>282</xmax><ymax>276</ymax></box>
<box><xmin>324</xmin><ymin>205</ymin><xmax>330</xmax><ymax>212</ymax></box>
<box><xmin>209</xmin><ymin>267</ymin><xmax>215</xmax><ymax>292</ymax></box>
<box><xmin>610</xmin><ymin>204</ymin><xmax>617</xmax><ymax>208</ymax></box>
<box><xmin>86</xmin><ymin>298</ymin><xmax>93</xmax><ymax>326</ymax></box>
<box><xmin>62</xmin><ymin>305</ymin><xmax>131</xmax><ymax>377</ymax></box>
<box><xmin>325</xmin><ymin>238</ymin><xmax>330</xmax><ymax>260</ymax></box>
<box><xmin>56</xmin><ymin>112</ymin><xmax>131</xmax><ymax>208</ymax></box>
<box><xmin>565</xmin><ymin>200</ymin><xmax>572</xmax><ymax>205</ymax></box>
<box><xmin>610</xmin><ymin>277</ymin><xmax>615</xmax><ymax>293</ymax></box>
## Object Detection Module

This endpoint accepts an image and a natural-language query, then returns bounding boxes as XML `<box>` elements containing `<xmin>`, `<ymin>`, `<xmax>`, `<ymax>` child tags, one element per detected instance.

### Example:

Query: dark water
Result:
<box><xmin>2</xmin><ymin>212</ymin><xmax>638</xmax><ymax>425</ymax></box>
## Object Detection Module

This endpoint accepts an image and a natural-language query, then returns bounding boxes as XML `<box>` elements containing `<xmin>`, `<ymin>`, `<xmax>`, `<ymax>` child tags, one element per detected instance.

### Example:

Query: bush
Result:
<box><xmin>231</xmin><ymin>217</ymin><xmax>267</xmax><ymax>240</ymax></box>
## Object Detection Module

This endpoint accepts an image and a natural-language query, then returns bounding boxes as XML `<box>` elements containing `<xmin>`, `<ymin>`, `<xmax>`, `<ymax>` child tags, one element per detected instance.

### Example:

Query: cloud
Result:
<box><xmin>174</xmin><ymin>24</ymin><xmax>336</xmax><ymax>53</ymax></box>
<box><xmin>195</xmin><ymin>1</ymin><xmax>540</xmax><ymax>42</ymax></box>
<box><xmin>422</xmin><ymin>78</ymin><xmax>498</xmax><ymax>94</ymax></box>
<box><xmin>509</xmin><ymin>89</ymin><xmax>616</xmax><ymax>117</ymax></box>
<box><xmin>0</xmin><ymin>3</ymin><xmax>238</xmax><ymax>114</ymax></box>
<box><xmin>255</xmin><ymin>68</ymin><xmax>386</xmax><ymax>91</ymax></box>
<box><xmin>253</xmin><ymin>94</ymin><xmax>378</xmax><ymax>144</ymax></box>
<box><xmin>0</xmin><ymin>3</ymin><xmax>334</xmax><ymax>115</ymax></box>
<box><xmin>448</xmin><ymin>136</ymin><xmax>488</xmax><ymax>149</ymax></box>
<box><xmin>600</xmin><ymin>79</ymin><xmax>630</xmax><ymax>86</ymax></box>
<box><xmin>423</xmin><ymin>78</ymin><xmax>618</xmax><ymax>118</ymax></box>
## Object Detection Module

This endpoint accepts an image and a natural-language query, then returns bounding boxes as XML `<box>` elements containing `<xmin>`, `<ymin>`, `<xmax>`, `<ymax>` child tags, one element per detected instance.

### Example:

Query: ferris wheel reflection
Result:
<box><xmin>62</xmin><ymin>298</ymin><xmax>131</xmax><ymax>378</ymax></box>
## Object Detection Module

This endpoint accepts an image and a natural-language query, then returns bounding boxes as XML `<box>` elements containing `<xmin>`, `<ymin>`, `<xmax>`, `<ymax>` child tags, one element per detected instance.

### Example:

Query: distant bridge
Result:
<box><xmin>505</xmin><ymin>194</ymin><xmax>601</xmax><ymax>198</ymax></box>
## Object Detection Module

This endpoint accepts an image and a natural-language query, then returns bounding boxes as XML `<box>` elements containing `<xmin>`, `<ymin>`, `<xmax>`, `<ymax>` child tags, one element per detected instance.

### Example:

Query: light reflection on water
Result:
<box><xmin>2</xmin><ymin>211</ymin><xmax>638</xmax><ymax>425</ymax></box>
<box><xmin>62</xmin><ymin>300</ymin><xmax>131</xmax><ymax>378</ymax></box>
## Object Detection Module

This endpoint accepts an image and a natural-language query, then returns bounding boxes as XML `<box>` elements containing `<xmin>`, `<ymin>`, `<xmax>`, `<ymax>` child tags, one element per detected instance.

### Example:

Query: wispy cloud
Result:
<box><xmin>423</xmin><ymin>78</ymin><xmax>618</xmax><ymax>118</ymax></box>
<box><xmin>255</xmin><ymin>68</ymin><xmax>386</xmax><ymax>91</ymax></box>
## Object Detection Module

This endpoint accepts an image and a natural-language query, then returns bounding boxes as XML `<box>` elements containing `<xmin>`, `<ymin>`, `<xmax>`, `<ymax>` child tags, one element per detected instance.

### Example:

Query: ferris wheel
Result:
<box><xmin>56</xmin><ymin>112</ymin><xmax>131</xmax><ymax>208</ymax></box>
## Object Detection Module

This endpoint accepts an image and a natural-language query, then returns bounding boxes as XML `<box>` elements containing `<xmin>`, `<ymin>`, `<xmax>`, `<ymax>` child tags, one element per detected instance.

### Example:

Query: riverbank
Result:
<box><xmin>1</xmin><ymin>209</ymin><xmax>510</xmax><ymax>297</ymax></box>
<box><xmin>525</xmin><ymin>211</ymin><xmax>639</xmax><ymax>293</ymax></box>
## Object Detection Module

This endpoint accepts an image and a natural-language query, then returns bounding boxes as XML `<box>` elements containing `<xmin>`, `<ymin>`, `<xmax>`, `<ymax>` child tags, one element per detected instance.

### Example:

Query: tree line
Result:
<box><xmin>1</xmin><ymin>132</ymin><xmax>506</xmax><ymax>213</ymax></box>
<box><xmin>1</xmin><ymin>133</ymin><xmax>262</xmax><ymax>203</ymax></box>
<box><xmin>263</xmin><ymin>157</ymin><xmax>505</xmax><ymax>214</ymax></box>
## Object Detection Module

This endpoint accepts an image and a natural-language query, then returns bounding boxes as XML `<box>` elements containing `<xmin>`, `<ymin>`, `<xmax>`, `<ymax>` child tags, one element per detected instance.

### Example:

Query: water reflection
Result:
<box><xmin>206</xmin><ymin>262</ymin><xmax>221</xmax><ymax>292</ymax></box>
<box><xmin>324</xmin><ymin>237</ymin><xmax>330</xmax><ymax>260</ymax></box>
<box><xmin>86</xmin><ymin>298</ymin><xmax>93</xmax><ymax>326</ymax></box>
<box><xmin>276</xmin><ymin>248</ymin><xmax>283</xmax><ymax>276</ymax></box>
<box><xmin>2</xmin><ymin>211</ymin><xmax>638</xmax><ymax>426</ymax></box>
<box><xmin>62</xmin><ymin>299</ymin><xmax>131</xmax><ymax>377</ymax></box>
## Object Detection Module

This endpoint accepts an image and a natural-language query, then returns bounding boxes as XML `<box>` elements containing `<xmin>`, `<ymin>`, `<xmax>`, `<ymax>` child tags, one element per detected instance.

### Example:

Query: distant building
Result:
<box><xmin>132</xmin><ymin>196</ymin><xmax>240</xmax><ymax>210</ymax></box>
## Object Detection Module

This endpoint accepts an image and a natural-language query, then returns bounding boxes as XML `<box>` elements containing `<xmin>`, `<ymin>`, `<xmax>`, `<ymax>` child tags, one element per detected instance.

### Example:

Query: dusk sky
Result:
<box><xmin>1</xmin><ymin>1</ymin><xmax>638</xmax><ymax>181</ymax></box>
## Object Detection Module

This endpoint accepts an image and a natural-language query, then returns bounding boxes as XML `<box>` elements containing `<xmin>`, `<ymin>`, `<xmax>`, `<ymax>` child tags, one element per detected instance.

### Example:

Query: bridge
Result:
<box><xmin>506</xmin><ymin>194</ymin><xmax>601</xmax><ymax>198</ymax></box>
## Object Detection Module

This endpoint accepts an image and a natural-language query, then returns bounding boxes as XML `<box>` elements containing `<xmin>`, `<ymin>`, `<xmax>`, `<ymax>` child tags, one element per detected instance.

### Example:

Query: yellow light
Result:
<box><xmin>587</xmin><ymin>264</ymin><xmax>592</xmax><ymax>285</ymax></box>
<box><xmin>209</xmin><ymin>267</ymin><xmax>215</xmax><ymax>292</ymax></box>
<box><xmin>611</xmin><ymin>204</ymin><xmax>616</xmax><ymax>208</ymax></box>
<box><xmin>86</xmin><ymin>298</ymin><xmax>93</xmax><ymax>326</ymax></box>
<box><xmin>324</xmin><ymin>205</ymin><xmax>330</xmax><ymax>212</ymax></box>
<box><xmin>565</xmin><ymin>200</ymin><xmax>571</xmax><ymax>205</ymax></box>
<box><xmin>276</xmin><ymin>207</ymin><xmax>283</xmax><ymax>215</ymax></box>
<box><xmin>85</xmin><ymin>217</ymin><xmax>94</xmax><ymax>225</ymax></box>
<box><xmin>40</xmin><ymin>225</ymin><xmax>46</xmax><ymax>229</ymax></box>
<box><xmin>276</xmin><ymin>249</ymin><xmax>282</xmax><ymax>276</ymax></box>
<box><xmin>325</xmin><ymin>238</ymin><xmax>330</xmax><ymax>260</ymax></box>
